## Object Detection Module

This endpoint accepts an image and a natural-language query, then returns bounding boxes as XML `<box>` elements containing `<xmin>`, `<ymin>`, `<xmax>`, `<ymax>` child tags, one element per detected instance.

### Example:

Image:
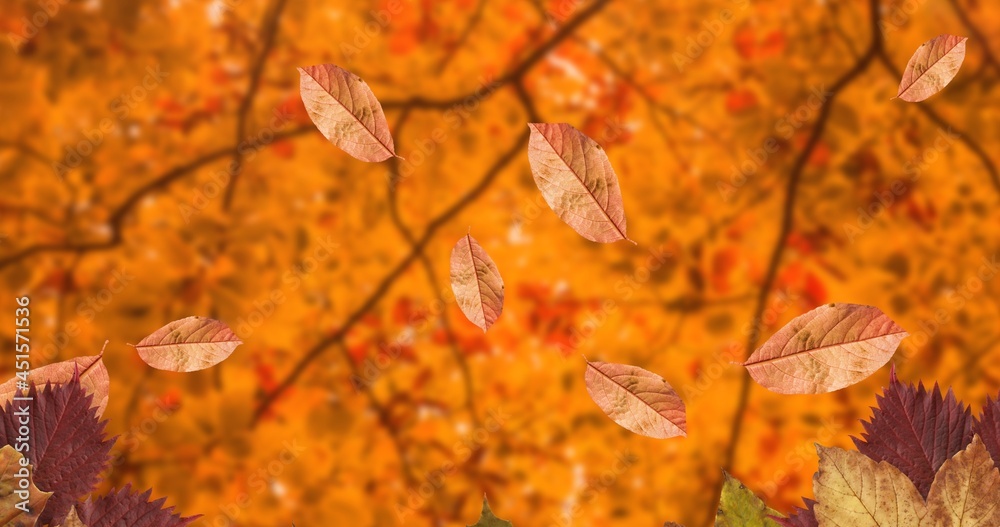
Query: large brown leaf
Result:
<box><xmin>0</xmin><ymin>355</ymin><xmax>109</xmax><ymax>416</ymax></box>
<box><xmin>450</xmin><ymin>234</ymin><xmax>504</xmax><ymax>331</ymax></box>
<box><xmin>896</xmin><ymin>35</ymin><xmax>968</xmax><ymax>102</ymax></box>
<box><xmin>743</xmin><ymin>303</ymin><xmax>908</xmax><ymax>394</ymax></box>
<box><xmin>584</xmin><ymin>360</ymin><xmax>686</xmax><ymax>439</ymax></box>
<box><xmin>526</xmin><ymin>123</ymin><xmax>630</xmax><ymax>243</ymax></box>
<box><xmin>132</xmin><ymin>316</ymin><xmax>242</xmax><ymax>372</ymax></box>
<box><xmin>298</xmin><ymin>64</ymin><xmax>397</xmax><ymax>162</ymax></box>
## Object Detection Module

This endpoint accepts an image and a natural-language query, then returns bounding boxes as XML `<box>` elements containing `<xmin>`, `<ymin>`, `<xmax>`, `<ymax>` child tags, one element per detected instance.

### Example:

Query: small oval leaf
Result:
<box><xmin>0</xmin><ymin>445</ymin><xmax>52</xmax><ymax>526</ymax></box>
<box><xmin>298</xmin><ymin>64</ymin><xmax>396</xmax><ymax>162</ymax></box>
<box><xmin>450</xmin><ymin>234</ymin><xmax>504</xmax><ymax>331</ymax></box>
<box><xmin>744</xmin><ymin>303</ymin><xmax>908</xmax><ymax>394</ymax></box>
<box><xmin>584</xmin><ymin>360</ymin><xmax>687</xmax><ymax>439</ymax></box>
<box><xmin>133</xmin><ymin>316</ymin><xmax>242</xmax><ymax>372</ymax></box>
<box><xmin>897</xmin><ymin>35</ymin><xmax>968</xmax><ymax>102</ymax></box>
<box><xmin>527</xmin><ymin>123</ymin><xmax>630</xmax><ymax>243</ymax></box>
<box><xmin>0</xmin><ymin>355</ymin><xmax>109</xmax><ymax>416</ymax></box>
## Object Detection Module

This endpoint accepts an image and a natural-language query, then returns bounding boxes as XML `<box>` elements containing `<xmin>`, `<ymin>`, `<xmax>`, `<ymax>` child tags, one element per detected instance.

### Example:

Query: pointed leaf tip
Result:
<box><xmin>584</xmin><ymin>361</ymin><xmax>687</xmax><ymax>439</ymax></box>
<box><xmin>298</xmin><ymin>63</ymin><xmax>396</xmax><ymax>162</ymax></box>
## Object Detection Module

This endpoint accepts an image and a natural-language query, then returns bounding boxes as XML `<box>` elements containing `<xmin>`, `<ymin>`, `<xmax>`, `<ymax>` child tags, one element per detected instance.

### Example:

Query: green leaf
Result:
<box><xmin>468</xmin><ymin>495</ymin><xmax>513</xmax><ymax>527</ymax></box>
<box><xmin>715</xmin><ymin>472</ymin><xmax>783</xmax><ymax>527</ymax></box>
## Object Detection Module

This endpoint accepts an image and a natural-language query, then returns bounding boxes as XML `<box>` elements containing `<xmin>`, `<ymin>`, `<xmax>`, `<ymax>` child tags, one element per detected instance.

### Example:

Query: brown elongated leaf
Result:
<box><xmin>0</xmin><ymin>355</ymin><xmax>109</xmax><ymax>416</ymax></box>
<box><xmin>813</xmin><ymin>445</ymin><xmax>926</xmax><ymax>526</ymax></box>
<box><xmin>450</xmin><ymin>234</ymin><xmax>504</xmax><ymax>332</ymax></box>
<box><xmin>526</xmin><ymin>123</ymin><xmax>630</xmax><ymax>243</ymax></box>
<box><xmin>896</xmin><ymin>35</ymin><xmax>968</xmax><ymax>102</ymax></box>
<box><xmin>743</xmin><ymin>303</ymin><xmax>908</xmax><ymax>394</ymax></box>
<box><xmin>584</xmin><ymin>360</ymin><xmax>686</xmax><ymax>439</ymax></box>
<box><xmin>298</xmin><ymin>64</ymin><xmax>396</xmax><ymax>162</ymax></box>
<box><xmin>132</xmin><ymin>316</ymin><xmax>242</xmax><ymax>372</ymax></box>
<box><xmin>924</xmin><ymin>435</ymin><xmax>1000</xmax><ymax>527</ymax></box>
<box><xmin>0</xmin><ymin>445</ymin><xmax>51</xmax><ymax>527</ymax></box>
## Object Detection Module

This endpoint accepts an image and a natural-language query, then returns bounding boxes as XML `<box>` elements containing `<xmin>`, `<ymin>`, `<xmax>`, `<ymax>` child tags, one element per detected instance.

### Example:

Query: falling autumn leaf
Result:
<box><xmin>0</xmin><ymin>445</ymin><xmax>51</xmax><ymax>527</ymax></box>
<box><xmin>584</xmin><ymin>360</ymin><xmax>687</xmax><ymax>439</ymax></box>
<box><xmin>813</xmin><ymin>445</ymin><xmax>926</xmax><ymax>526</ymax></box>
<box><xmin>132</xmin><ymin>316</ymin><xmax>242</xmax><ymax>372</ymax></box>
<box><xmin>526</xmin><ymin>123</ymin><xmax>631</xmax><ymax>243</ymax></box>
<box><xmin>467</xmin><ymin>496</ymin><xmax>513</xmax><ymax>527</ymax></box>
<box><xmin>298</xmin><ymin>64</ymin><xmax>397</xmax><ymax>162</ymax></box>
<box><xmin>0</xmin><ymin>355</ymin><xmax>110</xmax><ymax>416</ymax></box>
<box><xmin>743</xmin><ymin>303</ymin><xmax>908</xmax><ymax>394</ymax></box>
<box><xmin>896</xmin><ymin>35</ymin><xmax>968</xmax><ymax>102</ymax></box>
<box><xmin>450</xmin><ymin>234</ymin><xmax>505</xmax><ymax>332</ymax></box>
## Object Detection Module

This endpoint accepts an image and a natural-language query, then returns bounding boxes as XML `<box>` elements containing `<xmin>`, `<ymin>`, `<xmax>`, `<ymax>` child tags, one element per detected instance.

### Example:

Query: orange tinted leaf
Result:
<box><xmin>743</xmin><ymin>303</ymin><xmax>908</xmax><ymax>394</ymax></box>
<box><xmin>0</xmin><ymin>355</ymin><xmax>109</xmax><ymax>416</ymax></box>
<box><xmin>526</xmin><ymin>123</ymin><xmax>631</xmax><ymax>243</ymax></box>
<box><xmin>896</xmin><ymin>35</ymin><xmax>968</xmax><ymax>102</ymax></box>
<box><xmin>584</xmin><ymin>360</ymin><xmax>687</xmax><ymax>439</ymax></box>
<box><xmin>298</xmin><ymin>64</ymin><xmax>397</xmax><ymax>162</ymax></box>
<box><xmin>450</xmin><ymin>234</ymin><xmax>505</xmax><ymax>332</ymax></box>
<box><xmin>132</xmin><ymin>316</ymin><xmax>242</xmax><ymax>372</ymax></box>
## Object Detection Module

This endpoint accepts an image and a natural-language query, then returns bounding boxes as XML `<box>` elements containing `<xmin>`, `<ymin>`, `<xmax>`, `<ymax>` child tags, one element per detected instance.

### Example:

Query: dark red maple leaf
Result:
<box><xmin>772</xmin><ymin>499</ymin><xmax>818</xmax><ymax>527</ymax></box>
<box><xmin>77</xmin><ymin>484</ymin><xmax>199</xmax><ymax>527</ymax></box>
<box><xmin>851</xmin><ymin>367</ymin><xmax>974</xmax><ymax>497</ymax></box>
<box><xmin>974</xmin><ymin>394</ymin><xmax>1000</xmax><ymax>467</ymax></box>
<box><xmin>0</xmin><ymin>378</ymin><xmax>114</xmax><ymax>525</ymax></box>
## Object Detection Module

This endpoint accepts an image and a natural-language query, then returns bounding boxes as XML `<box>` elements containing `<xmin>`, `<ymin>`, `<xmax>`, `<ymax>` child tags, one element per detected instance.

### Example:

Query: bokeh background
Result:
<box><xmin>2</xmin><ymin>0</ymin><xmax>1000</xmax><ymax>525</ymax></box>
